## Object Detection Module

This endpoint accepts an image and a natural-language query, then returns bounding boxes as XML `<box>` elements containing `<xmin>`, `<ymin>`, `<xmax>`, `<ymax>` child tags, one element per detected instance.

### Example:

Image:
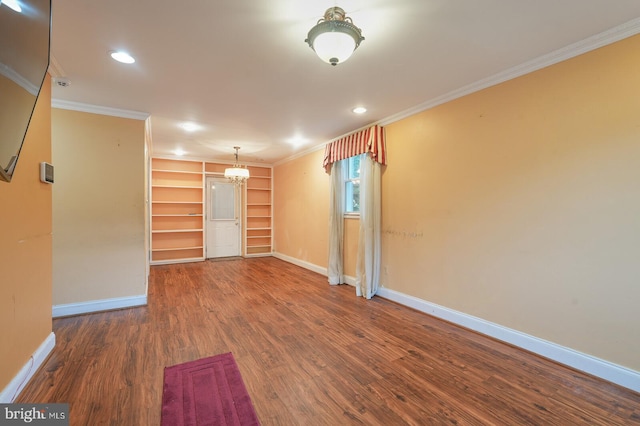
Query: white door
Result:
<box><xmin>206</xmin><ymin>177</ymin><xmax>241</xmax><ymax>258</ymax></box>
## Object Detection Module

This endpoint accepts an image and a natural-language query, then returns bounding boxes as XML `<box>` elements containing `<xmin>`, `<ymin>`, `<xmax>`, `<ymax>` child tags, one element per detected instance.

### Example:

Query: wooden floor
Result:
<box><xmin>18</xmin><ymin>257</ymin><xmax>640</xmax><ymax>425</ymax></box>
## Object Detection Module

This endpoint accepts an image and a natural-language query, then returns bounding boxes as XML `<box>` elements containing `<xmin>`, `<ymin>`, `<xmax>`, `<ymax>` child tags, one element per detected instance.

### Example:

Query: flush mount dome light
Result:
<box><xmin>110</xmin><ymin>51</ymin><xmax>135</xmax><ymax>64</ymax></box>
<box><xmin>305</xmin><ymin>7</ymin><xmax>364</xmax><ymax>66</ymax></box>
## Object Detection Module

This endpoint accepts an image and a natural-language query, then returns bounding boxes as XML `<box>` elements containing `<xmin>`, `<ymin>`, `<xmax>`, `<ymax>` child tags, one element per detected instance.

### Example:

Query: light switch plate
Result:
<box><xmin>40</xmin><ymin>162</ymin><xmax>54</xmax><ymax>184</ymax></box>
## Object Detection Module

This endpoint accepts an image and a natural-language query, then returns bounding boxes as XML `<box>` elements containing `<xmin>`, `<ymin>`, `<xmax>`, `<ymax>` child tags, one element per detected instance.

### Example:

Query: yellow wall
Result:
<box><xmin>0</xmin><ymin>77</ymin><xmax>52</xmax><ymax>390</ymax></box>
<box><xmin>52</xmin><ymin>109</ymin><xmax>147</xmax><ymax>305</ymax></box>
<box><xmin>274</xmin><ymin>150</ymin><xmax>359</xmax><ymax>276</ymax></box>
<box><xmin>273</xmin><ymin>149</ymin><xmax>330</xmax><ymax>267</ymax></box>
<box><xmin>274</xmin><ymin>34</ymin><xmax>640</xmax><ymax>371</ymax></box>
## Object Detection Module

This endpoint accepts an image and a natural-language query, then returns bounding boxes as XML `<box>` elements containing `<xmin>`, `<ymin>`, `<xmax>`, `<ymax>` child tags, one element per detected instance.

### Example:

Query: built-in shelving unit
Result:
<box><xmin>150</xmin><ymin>158</ymin><xmax>272</xmax><ymax>262</ymax></box>
<box><xmin>151</xmin><ymin>158</ymin><xmax>204</xmax><ymax>264</ymax></box>
<box><xmin>245</xmin><ymin>166</ymin><xmax>272</xmax><ymax>256</ymax></box>
<box><xmin>204</xmin><ymin>162</ymin><xmax>227</xmax><ymax>176</ymax></box>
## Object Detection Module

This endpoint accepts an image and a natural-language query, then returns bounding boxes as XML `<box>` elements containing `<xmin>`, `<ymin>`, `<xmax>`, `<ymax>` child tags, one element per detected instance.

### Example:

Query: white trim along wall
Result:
<box><xmin>52</xmin><ymin>295</ymin><xmax>147</xmax><ymax>318</ymax></box>
<box><xmin>272</xmin><ymin>251</ymin><xmax>640</xmax><ymax>394</ymax></box>
<box><xmin>0</xmin><ymin>333</ymin><xmax>55</xmax><ymax>403</ymax></box>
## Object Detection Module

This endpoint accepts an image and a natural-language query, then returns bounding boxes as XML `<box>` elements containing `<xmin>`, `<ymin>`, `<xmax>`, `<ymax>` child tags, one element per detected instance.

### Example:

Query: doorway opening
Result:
<box><xmin>205</xmin><ymin>177</ymin><xmax>242</xmax><ymax>258</ymax></box>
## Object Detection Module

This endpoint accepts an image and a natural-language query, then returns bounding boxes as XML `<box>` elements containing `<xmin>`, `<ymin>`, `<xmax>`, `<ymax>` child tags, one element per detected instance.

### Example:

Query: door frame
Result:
<box><xmin>204</xmin><ymin>176</ymin><xmax>243</xmax><ymax>258</ymax></box>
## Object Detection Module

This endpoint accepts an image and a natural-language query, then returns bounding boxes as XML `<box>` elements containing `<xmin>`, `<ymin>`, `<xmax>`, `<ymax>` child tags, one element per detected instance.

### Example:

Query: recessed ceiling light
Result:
<box><xmin>180</xmin><ymin>122</ymin><xmax>201</xmax><ymax>132</ymax></box>
<box><xmin>352</xmin><ymin>106</ymin><xmax>367</xmax><ymax>114</ymax></box>
<box><xmin>53</xmin><ymin>77</ymin><xmax>71</xmax><ymax>87</ymax></box>
<box><xmin>173</xmin><ymin>149</ymin><xmax>186</xmax><ymax>156</ymax></box>
<box><xmin>110</xmin><ymin>51</ymin><xmax>135</xmax><ymax>64</ymax></box>
<box><xmin>1</xmin><ymin>0</ymin><xmax>22</xmax><ymax>12</ymax></box>
<box><xmin>286</xmin><ymin>135</ymin><xmax>309</xmax><ymax>147</ymax></box>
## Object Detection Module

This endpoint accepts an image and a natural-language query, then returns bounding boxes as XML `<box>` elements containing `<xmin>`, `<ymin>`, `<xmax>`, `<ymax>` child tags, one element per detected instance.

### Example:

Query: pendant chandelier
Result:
<box><xmin>224</xmin><ymin>146</ymin><xmax>250</xmax><ymax>184</ymax></box>
<box><xmin>305</xmin><ymin>7</ymin><xmax>364</xmax><ymax>66</ymax></box>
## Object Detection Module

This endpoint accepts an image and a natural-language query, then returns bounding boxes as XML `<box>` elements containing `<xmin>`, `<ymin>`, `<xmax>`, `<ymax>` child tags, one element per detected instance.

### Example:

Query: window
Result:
<box><xmin>344</xmin><ymin>155</ymin><xmax>362</xmax><ymax>214</ymax></box>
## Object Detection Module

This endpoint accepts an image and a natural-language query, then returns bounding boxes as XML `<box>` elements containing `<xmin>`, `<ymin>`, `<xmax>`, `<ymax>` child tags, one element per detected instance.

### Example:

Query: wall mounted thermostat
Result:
<box><xmin>40</xmin><ymin>162</ymin><xmax>54</xmax><ymax>184</ymax></box>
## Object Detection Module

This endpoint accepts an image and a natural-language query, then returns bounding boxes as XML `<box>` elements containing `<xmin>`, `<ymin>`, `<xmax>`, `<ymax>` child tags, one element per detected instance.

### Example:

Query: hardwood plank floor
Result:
<box><xmin>17</xmin><ymin>257</ymin><xmax>640</xmax><ymax>425</ymax></box>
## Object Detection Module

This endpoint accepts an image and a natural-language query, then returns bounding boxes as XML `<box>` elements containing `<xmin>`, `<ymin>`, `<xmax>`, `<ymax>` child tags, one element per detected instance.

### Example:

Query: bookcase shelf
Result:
<box><xmin>150</xmin><ymin>159</ymin><xmax>273</xmax><ymax>262</ymax></box>
<box><xmin>152</xmin><ymin>214</ymin><xmax>203</xmax><ymax>217</ymax></box>
<box><xmin>245</xmin><ymin>166</ymin><xmax>273</xmax><ymax>257</ymax></box>
<box><xmin>151</xmin><ymin>159</ymin><xmax>204</xmax><ymax>264</ymax></box>
<box><xmin>152</xmin><ymin>229</ymin><xmax>203</xmax><ymax>234</ymax></box>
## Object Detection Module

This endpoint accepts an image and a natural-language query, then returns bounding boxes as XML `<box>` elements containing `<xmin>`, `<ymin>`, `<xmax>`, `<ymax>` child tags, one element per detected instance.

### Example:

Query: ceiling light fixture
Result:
<box><xmin>53</xmin><ymin>77</ymin><xmax>71</xmax><ymax>88</ymax></box>
<box><xmin>305</xmin><ymin>7</ymin><xmax>364</xmax><ymax>66</ymax></box>
<box><xmin>180</xmin><ymin>122</ymin><xmax>201</xmax><ymax>132</ymax></box>
<box><xmin>224</xmin><ymin>146</ymin><xmax>250</xmax><ymax>185</ymax></box>
<box><xmin>110</xmin><ymin>51</ymin><xmax>135</xmax><ymax>64</ymax></box>
<box><xmin>352</xmin><ymin>106</ymin><xmax>367</xmax><ymax>114</ymax></box>
<box><xmin>0</xmin><ymin>0</ymin><xmax>22</xmax><ymax>13</ymax></box>
<box><xmin>286</xmin><ymin>134</ymin><xmax>309</xmax><ymax>147</ymax></box>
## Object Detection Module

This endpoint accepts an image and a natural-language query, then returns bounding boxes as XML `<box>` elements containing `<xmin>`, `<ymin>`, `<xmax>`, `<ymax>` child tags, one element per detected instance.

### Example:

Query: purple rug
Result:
<box><xmin>161</xmin><ymin>352</ymin><xmax>260</xmax><ymax>426</ymax></box>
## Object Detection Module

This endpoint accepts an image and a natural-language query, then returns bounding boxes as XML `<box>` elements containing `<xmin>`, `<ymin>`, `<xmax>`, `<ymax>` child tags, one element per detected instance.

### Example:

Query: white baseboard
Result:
<box><xmin>150</xmin><ymin>257</ymin><xmax>204</xmax><ymax>266</ymax></box>
<box><xmin>272</xmin><ymin>252</ymin><xmax>357</xmax><ymax>286</ymax></box>
<box><xmin>272</xmin><ymin>252</ymin><xmax>328</xmax><ymax>276</ymax></box>
<box><xmin>0</xmin><ymin>332</ymin><xmax>55</xmax><ymax>403</ymax></box>
<box><xmin>52</xmin><ymin>295</ymin><xmax>147</xmax><ymax>318</ymax></box>
<box><xmin>273</xmin><ymin>253</ymin><xmax>640</xmax><ymax>393</ymax></box>
<box><xmin>376</xmin><ymin>287</ymin><xmax>640</xmax><ymax>393</ymax></box>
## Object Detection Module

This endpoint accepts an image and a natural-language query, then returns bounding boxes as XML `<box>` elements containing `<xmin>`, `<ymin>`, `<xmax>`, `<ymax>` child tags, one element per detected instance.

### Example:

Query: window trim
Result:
<box><xmin>343</xmin><ymin>155</ymin><xmax>362</xmax><ymax>217</ymax></box>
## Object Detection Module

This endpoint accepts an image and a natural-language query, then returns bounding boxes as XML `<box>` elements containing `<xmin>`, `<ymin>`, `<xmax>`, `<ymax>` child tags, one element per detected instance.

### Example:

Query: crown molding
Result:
<box><xmin>48</xmin><ymin>55</ymin><xmax>66</xmax><ymax>78</ymax></box>
<box><xmin>0</xmin><ymin>64</ymin><xmax>39</xmax><ymax>95</ymax></box>
<box><xmin>273</xmin><ymin>142</ymin><xmax>325</xmax><ymax>167</ymax></box>
<box><xmin>51</xmin><ymin>99</ymin><xmax>149</xmax><ymax>120</ymax></box>
<box><xmin>277</xmin><ymin>18</ymin><xmax>640</xmax><ymax>167</ymax></box>
<box><xmin>379</xmin><ymin>17</ymin><xmax>640</xmax><ymax>126</ymax></box>
<box><xmin>274</xmin><ymin>121</ymin><xmax>378</xmax><ymax>167</ymax></box>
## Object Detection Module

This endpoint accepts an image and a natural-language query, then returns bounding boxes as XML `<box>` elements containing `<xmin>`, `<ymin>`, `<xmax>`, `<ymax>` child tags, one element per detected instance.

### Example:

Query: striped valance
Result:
<box><xmin>323</xmin><ymin>125</ymin><xmax>386</xmax><ymax>173</ymax></box>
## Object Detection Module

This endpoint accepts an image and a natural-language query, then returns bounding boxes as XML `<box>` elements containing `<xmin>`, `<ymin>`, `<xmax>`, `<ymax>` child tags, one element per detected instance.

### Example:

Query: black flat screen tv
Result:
<box><xmin>0</xmin><ymin>0</ymin><xmax>51</xmax><ymax>182</ymax></box>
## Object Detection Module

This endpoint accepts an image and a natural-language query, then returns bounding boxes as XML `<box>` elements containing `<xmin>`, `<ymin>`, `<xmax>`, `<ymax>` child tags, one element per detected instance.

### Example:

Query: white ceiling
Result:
<box><xmin>49</xmin><ymin>0</ymin><xmax>640</xmax><ymax>165</ymax></box>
